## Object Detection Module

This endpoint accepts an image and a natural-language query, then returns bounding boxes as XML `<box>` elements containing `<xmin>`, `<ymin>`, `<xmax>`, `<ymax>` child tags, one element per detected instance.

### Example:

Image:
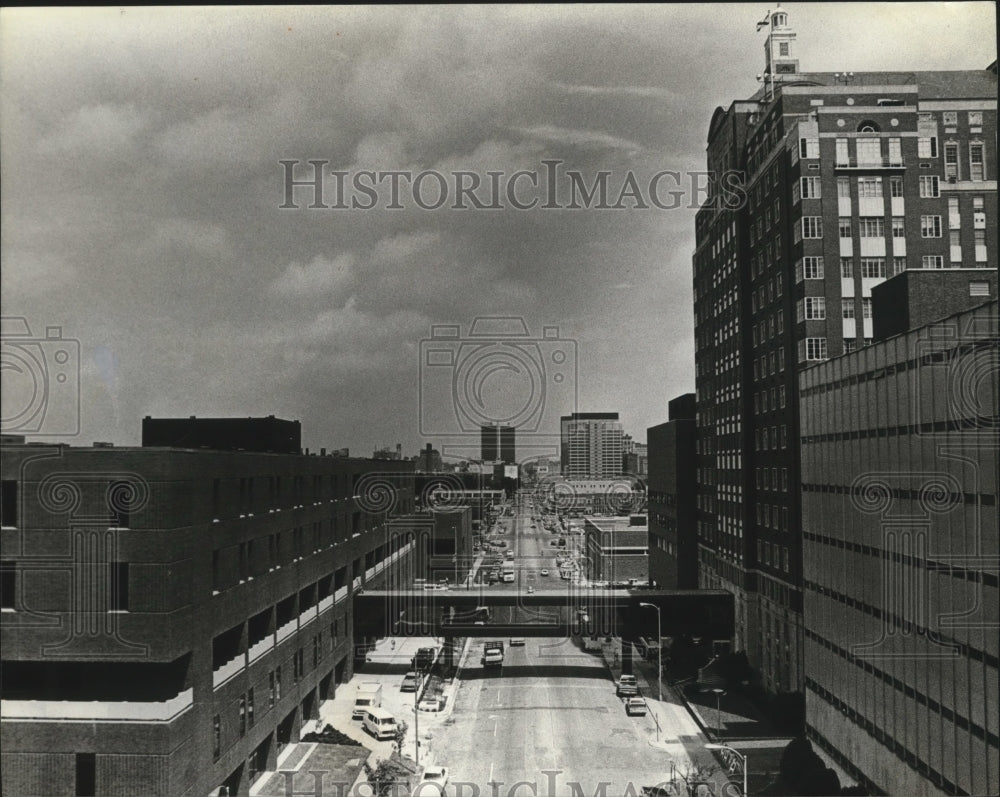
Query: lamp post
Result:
<box><xmin>639</xmin><ymin>602</ymin><xmax>662</xmax><ymax>742</ymax></box>
<box><xmin>413</xmin><ymin>663</ymin><xmax>420</xmax><ymax>766</ymax></box>
<box><xmin>704</xmin><ymin>743</ymin><xmax>748</xmax><ymax>797</ymax></box>
<box><xmin>709</xmin><ymin>687</ymin><xmax>727</xmax><ymax>735</ymax></box>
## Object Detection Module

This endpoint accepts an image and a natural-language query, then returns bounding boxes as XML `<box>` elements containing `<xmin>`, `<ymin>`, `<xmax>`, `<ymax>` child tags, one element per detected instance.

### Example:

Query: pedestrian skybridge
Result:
<box><xmin>353</xmin><ymin>588</ymin><xmax>733</xmax><ymax>641</ymax></box>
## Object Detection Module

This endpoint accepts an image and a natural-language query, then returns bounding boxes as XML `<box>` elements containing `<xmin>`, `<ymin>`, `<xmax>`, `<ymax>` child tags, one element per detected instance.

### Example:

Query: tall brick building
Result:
<box><xmin>0</xmin><ymin>429</ymin><xmax>419</xmax><ymax>797</ymax></box>
<box><xmin>692</xmin><ymin>6</ymin><xmax>997</xmax><ymax>698</ymax></box>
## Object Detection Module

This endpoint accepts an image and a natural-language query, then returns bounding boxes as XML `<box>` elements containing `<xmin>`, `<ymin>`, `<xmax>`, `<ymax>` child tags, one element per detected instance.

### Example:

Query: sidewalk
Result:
<box><xmin>680</xmin><ymin>683</ymin><xmax>781</xmax><ymax>741</ymax></box>
<box><xmin>325</xmin><ymin>633</ymin><xmax>474</xmax><ymax>770</ymax></box>
<box><xmin>600</xmin><ymin>639</ymin><xmax>777</xmax><ymax>797</ymax></box>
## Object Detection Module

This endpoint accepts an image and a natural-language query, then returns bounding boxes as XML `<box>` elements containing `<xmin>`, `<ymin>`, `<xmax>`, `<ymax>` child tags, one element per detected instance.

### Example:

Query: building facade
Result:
<box><xmin>534</xmin><ymin>477</ymin><xmax>646</xmax><ymax>517</ymax></box>
<box><xmin>480</xmin><ymin>424</ymin><xmax>498</xmax><ymax>463</ymax></box>
<box><xmin>622</xmin><ymin>435</ymin><xmax>649</xmax><ymax>477</ymax></box>
<box><xmin>583</xmin><ymin>515</ymin><xmax>649</xmax><ymax>585</ymax></box>
<box><xmin>0</xmin><ymin>438</ymin><xmax>417</xmax><ymax>797</ymax></box>
<box><xmin>799</xmin><ymin>300</ymin><xmax>998</xmax><ymax>796</ymax></box>
<box><xmin>499</xmin><ymin>426</ymin><xmax>516</xmax><ymax>466</ymax></box>
<box><xmin>560</xmin><ymin>412</ymin><xmax>624</xmax><ymax>478</ymax></box>
<box><xmin>647</xmin><ymin>394</ymin><xmax>697</xmax><ymax>590</ymax></box>
<box><xmin>692</xmin><ymin>6</ymin><xmax>997</xmax><ymax>696</ymax></box>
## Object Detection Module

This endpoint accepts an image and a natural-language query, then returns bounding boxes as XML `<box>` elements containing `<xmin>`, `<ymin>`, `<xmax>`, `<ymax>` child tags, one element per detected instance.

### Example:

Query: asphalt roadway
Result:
<box><xmin>427</xmin><ymin>495</ymin><xmax>691</xmax><ymax>797</ymax></box>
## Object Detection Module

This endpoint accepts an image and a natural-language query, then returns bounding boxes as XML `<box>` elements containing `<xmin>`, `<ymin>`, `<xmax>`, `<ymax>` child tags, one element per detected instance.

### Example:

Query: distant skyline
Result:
<box><xmin>2</xmin><ymin>4</ymin><xmax>995</xmax><ymax>455</ymax></box>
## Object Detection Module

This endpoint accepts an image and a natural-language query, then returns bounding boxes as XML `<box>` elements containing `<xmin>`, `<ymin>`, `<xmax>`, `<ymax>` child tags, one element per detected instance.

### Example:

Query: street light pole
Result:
<box><xmin>705</xmin><ymin>743</ymin><xmax>748</xmax><ymax>796</ymax></box>
<box><xmin>413</xmin><ymin>667</ymin><xmax>420</xmax><ymax>766</ymax></box>
<box><xmin>639</xmin><ymin>602</ymin><xmax>662</xmax><ymax>742</ymax></box>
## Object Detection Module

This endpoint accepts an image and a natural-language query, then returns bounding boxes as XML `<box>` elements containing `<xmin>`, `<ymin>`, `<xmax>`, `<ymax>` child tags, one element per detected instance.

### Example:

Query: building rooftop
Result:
<box><xmin>746</xmin><ymin>68</ymin><xmax>997</xmax><ymax>103</ymax></box>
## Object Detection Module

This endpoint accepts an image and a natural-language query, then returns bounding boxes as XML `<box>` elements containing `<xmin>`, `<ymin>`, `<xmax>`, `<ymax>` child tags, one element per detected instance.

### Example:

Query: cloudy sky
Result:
<box><xmin>1</xmin><ymin>3</ymin><xmax>995</xmax><ymax>459</ymax></box>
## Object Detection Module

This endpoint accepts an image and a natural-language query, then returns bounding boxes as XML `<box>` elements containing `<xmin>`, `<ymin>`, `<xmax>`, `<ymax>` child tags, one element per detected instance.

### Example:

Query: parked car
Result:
<box><xmin>616</xmin><ymin>674</ymin><xmax>639</xmax><ymax>697</ymax></box>
<box><xmin>418</xmin><ymin>765</ymin><xmax>450</xmax><ymax>794</ymax></box>
<box><xmin>509</xmin><ymin>637</ymin><xmax>526</xmax><ymax>646</ymax></box>
<box><xmin>625</xmin><ymin>696</ymin><xmax>648</xmax><ymax>716</ymax></box>
<box><xmin>418</xmin><ymin>696</ymin><xmax>443</xmax><ymax>712</ymax></box>
<box><xmin>412</xmin><ymin>647</ymin><xmax>436</xmax><ymax>670</ymax></box>
<box><xmin>401</xmin><ymin>671</ymin><xmax>419</xmax><ymax>692</ymax></box>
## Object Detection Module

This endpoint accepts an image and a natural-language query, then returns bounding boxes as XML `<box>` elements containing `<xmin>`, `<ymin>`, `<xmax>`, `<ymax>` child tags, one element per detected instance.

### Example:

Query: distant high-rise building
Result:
<box><xmin>480</xmin><ymin>423</ymin><xmax>516</xmax><ymax>464</ymax></box>
<box><xmin>480</xmin><ymin>424</ymin><xmax>498</xmax><ymax>462</ymax></box>
<box><xmin>560</xmin><ymin>412</ymin><xmax>623</xmax><ymax>478</ymax></box>
<box><xmin>417</xmin><ymin>442</ymin><xmax>443</xmax><ymax>472</ymax></box>
<box><xmin>691</xmin><ymin>4</ymin><xmax>996</xmax><ymax>699</ymax></box>
<box><xmin>622</xmin><ymin>439</ymin><xmax>648</xmax><ymax>476</ymax></box>
<box><xmin>647</xmin><ymin>394</ymin><xmax>697</xmax><ymax>590</ymax></box>
<box><xmin>499</xmin><ymin>425</ymin><xmax>516</xmax><ymax>465</ymax></box>
<box><xmin>799</xmin><ymin>299</ymin><xmax>997</xmax><ymax>796</ymax></box>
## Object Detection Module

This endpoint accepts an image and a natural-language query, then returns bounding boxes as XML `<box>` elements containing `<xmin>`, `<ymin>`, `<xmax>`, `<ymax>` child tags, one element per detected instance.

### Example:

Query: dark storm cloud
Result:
<box><xmin>1</xmin><ymin>4</ymin><xmax>994</xmax><ymax>454</ymax></box>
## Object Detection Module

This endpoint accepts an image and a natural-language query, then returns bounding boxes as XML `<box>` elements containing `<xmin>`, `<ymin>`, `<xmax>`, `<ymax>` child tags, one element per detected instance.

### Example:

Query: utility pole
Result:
<box><xmin>639</xmin><ymin>602</ymin><xmax>662</xmax><ymax>742</ymax></box>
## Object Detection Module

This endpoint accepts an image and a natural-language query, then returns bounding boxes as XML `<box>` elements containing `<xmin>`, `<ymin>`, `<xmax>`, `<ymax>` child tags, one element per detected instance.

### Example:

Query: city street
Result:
<box><xmin>426</xmin><ymin>494</ymin><xmax>710</xmax><ymax>796</ymax></box>
<box><xmin>431</xmin><ymin>637</ymin><xmax>676</xmax><ymax>796</ymax></box>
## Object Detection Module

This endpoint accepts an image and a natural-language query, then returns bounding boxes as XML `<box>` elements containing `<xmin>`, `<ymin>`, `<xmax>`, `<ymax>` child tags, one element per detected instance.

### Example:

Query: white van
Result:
<box><xmin>362</xmin><ymin>707</ymin><xmax>398</xmax><ymax>740</ymax></box>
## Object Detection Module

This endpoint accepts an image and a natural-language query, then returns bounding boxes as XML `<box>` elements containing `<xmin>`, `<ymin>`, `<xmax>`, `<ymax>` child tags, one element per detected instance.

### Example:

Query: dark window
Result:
<box><xmin>1</xmin><ymin>480</ymin><xmax>17</xmax><ymax>527</ymax></box>
<box><xmin>109</xmin><ymin>562</ymin><xmax>129</xmax><ymax>611</ymax></box>
<box><xmin>0</xmin><ymin>561</ymin><xmax>15</xmax><ymax>610</ymax></box>
<box><xmin>76</xmin><ymin>753</ymin><xmax>96</xmax><ymax>797</ymax></box>
<box><xmin>212</xmin><ymin>549</ymin><xmax>221</xmax><ymax>592</ymax></box>
<box><xmin>239</xmin><ymin>542</ymin><xmax>248</xmax><ymax>581</ymax></box>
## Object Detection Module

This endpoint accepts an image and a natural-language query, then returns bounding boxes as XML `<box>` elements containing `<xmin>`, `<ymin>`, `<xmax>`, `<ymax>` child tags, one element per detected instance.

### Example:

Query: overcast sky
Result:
<box><xmin>1</xmin><ymin>4</ymin><xmax>995</xmax><ymax>460</ymax></box>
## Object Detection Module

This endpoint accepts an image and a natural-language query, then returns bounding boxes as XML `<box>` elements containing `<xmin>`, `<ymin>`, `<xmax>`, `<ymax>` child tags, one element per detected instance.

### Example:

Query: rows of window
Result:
<box><xmin>757</xmin><ymin>539</ymin><xmax>791</xmax><ymax>572</ymax></box>
<box><xmin>211</xmin><ymin>517</ymin><xmax>375</xmax><ymax>593</ymax></box>
<box><xmin>842</xmin><ymin>338</ymin><xmax>875</xmax><ymax>353</ymax></box>
<box><xmin>752</xmin><ymin>313</ymin><xmax>785</xmax><ymax>345</ymax></box>
<box><xmin>754</xmin><ymin>425</ymin><xmax>788</xmax><ymax>451</ymax></box>
<box><xmin>751</xmin><ymin>273</ymin><xmax>784</xmax><ymax>312</ymax></box>
<box><xmin>0</xmin><ymin>561</ymin><xmax>128</xmax><ymax>611</ymax></box>
<box><xmin>840</xmin><ymin>298</ymin><xmax>873</xmax><ymax>320</ymax></box>
<box><xmin>756</xmin><ymin>466</ymin><xmax>790</xmax><ymax>492</ymax></box>
<box><xmin>753</xmin><ymin>347</ymin><xmax>786</xmax><ymax>379</ymax></box>
<box><xmin>212</xmin><ymin>623</ymin><xmax>334</xmax><ymax>763</ymax></box>
<box><xmin>754</xmin><ymin>386</ymin><xmax>787</xmax><ymax>413</ymax></box>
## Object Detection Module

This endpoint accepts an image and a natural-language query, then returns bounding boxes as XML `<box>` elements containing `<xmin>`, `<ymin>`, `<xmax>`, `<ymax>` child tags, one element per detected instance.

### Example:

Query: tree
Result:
<box><xmin>364</xmin><ymin>758</ymin><xmax>411</xmax><ymax>797</ymax></box>
<box><xmin>764</xmin><ymin>736</ymin><xmax>842</xmax><ymax>796</ymax></box>
<box><xmin>715</xmin><ymin>651</ymin><xmax>753</xmax><ymax>688</ymax></box>
<box><xmin>392</xmin><ymin>718</ymin><xmax>409</xmax><ymax>749</ymax></box>
<box><xmin>677</xmin><ymin>763</ymin><xmax>718</xmax><ymax>797</ymax></box>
